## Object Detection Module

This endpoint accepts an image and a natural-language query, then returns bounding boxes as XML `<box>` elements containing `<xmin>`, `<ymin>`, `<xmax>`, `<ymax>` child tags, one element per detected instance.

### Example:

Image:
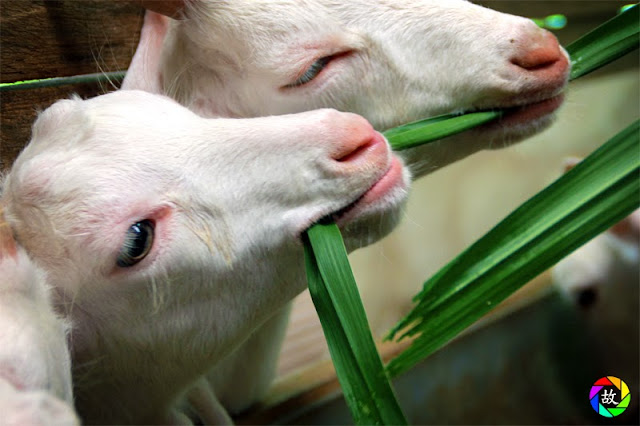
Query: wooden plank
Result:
<box><xmin>1</xmin><ymin>0</ymin><xmax>143</xmax><ymax>83</ymax></box>
<box><xmin>1</xmin><ymin>81</ymin><xmax>118</xmax><ymax>169</ymax></box>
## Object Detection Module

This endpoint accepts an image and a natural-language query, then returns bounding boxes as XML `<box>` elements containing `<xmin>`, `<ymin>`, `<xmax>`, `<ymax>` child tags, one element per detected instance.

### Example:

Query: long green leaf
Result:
<box><xmin>384</xmin><ymin>111</ymin><xmax>501</xmax><ymax>151</ymax></box>
<box><xmin>567</xmin><ymin>4</ymin><xmax>639</xmax><ymax>80</ymax></box>
<box><xmin>305</xmin><ymin>224</ymin><xmax>407</xmax><ymax>425</ymax></box>
<box><xmin>0</xmin><ymin>71</ymin><xmax>126</xmax><ymax>92</ymax></box>
<box><xmin>386</xmin><ymin>120</ymin><xmax>640</xmax><ymax>377</ymax></box>
<box><xmin>304</xmin><ymin>241</ymin><xmax>381</xmax><ymax>425</ymax></box>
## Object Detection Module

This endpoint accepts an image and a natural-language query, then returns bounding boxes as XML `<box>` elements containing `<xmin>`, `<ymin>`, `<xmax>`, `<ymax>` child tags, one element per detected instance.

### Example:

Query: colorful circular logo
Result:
<box><xmin>590</xmin><ymin>376</ymin><xmax>631</xmax><ymax>417</ymax></box>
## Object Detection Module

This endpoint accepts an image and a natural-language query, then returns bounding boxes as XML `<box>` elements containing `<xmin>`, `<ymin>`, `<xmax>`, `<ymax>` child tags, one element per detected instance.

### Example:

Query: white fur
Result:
<box><xmin>2</xmin><ymin>90</ymin><xmax>409</xmax><ymax>423</ymax></box>
<box><xmin>553</xmin><ymin>210</ymin><xmax>639</xmax><ymax>318</ymax></box>
<box><xmin>123</xmin><ymin>0</ymin><xmax>570</xmax><ymax>177</ymax></box>
<box><xmin>0</xmin><ymin>218</ymin><xmax>77</xmax><ymax>424</ymax></box>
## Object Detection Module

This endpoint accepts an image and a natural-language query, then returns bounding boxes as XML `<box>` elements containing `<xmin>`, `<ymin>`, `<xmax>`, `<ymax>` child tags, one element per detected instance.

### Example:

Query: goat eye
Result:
<box><xmin>117</xmin><ymin>220</ymin><xmax>155</xmax><ymax>267</ymax></box>
<box><xmin>287</xmin><ymin>56</ymin><xmax>333</xmax><ymax>88</ymax></box>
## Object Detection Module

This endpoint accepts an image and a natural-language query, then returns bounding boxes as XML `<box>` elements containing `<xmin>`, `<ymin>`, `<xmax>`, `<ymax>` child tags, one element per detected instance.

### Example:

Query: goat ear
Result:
<box><xmin>121</xmin><ymin>11</ymin><xmax>170</xmax><ymax>93</ymax></box>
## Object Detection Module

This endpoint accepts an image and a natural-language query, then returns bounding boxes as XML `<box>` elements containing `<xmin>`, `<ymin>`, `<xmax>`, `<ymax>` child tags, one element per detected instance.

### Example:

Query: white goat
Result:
<box><xmin>0</xmin><ymin>210</ymin><xmax>78</xmax><ymax>425</ymax></box>
<box><xmin>1</xmin><ymin>90</ymin><xmax>409</xmax><ymax>424</ymax></box>
<box><xmin>125</xmin><ymin>0</ymin><xmax>570</xmax><ymax>177</ymax></box>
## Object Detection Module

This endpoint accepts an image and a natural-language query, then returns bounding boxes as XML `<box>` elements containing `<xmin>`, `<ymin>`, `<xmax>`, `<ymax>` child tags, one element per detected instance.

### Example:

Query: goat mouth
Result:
<box><xmin>481</xmin><ymin>94</ymin><xmax>565</xmax><ymax>129</ymax></box>
<box><xmin>322</xmin><ymin>156</ymin><xmax>404</xmax><ymax>225</ymax></box>
<box><xmin>502</xmin><ymin>94</ymin><xmax>564</xmax><ymax>123</ymax></box>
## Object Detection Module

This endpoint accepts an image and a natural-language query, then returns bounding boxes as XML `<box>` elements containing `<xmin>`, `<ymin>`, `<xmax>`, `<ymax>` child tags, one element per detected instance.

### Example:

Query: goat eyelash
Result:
<box><xmin>285</xmin><ymin>55</ymin><xmax>334</xmax><ymax>88</ymax></box>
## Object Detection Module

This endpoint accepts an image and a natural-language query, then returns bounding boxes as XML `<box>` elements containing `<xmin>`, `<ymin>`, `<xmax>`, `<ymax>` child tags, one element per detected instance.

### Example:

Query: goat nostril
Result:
<box><xmin>328</xmin><ymin>114</ymin><xmax>388</xmax><ymax>167</ymax></box>
<box><xmin>511</xmin><ymin>48</ymin><xmax>560</xmax><ymax>71</ymax></box>
<box><xmin>335</xmin><ymin>138</ymin><xmax>376</xmax><ymax>163</ymax></box>
<box><xmin>331</xmin><ymin>118</ymin><xmax>387</xmax><ymax>165</ymax></box>
<box><xmin>512</xmin><ymin>56</ymin><xmax>558</xmax><ymax>71</ymax></box>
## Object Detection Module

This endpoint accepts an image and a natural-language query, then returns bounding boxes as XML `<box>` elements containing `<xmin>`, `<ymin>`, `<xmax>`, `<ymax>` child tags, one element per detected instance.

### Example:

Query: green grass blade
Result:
<box><xmin>0</xmin><ymin>71</ymin><xmax>126</xmax><ymax>92</ymax></box>
<box><xmin>383</xmin><ymin>111</ymin><xmax>501</xmax><ymax>151</ymax></box>
<box><xmin>304</xmin><ymin>242</ymin><xmax>382</xmax><ymax>425</ymax></box>
<box><xmin>567</xmin><ymin>4</ymin><xmax>639</xmax><ymax>81</ymax></box>
<box><xmin>386</xmin><ymin>120</ymin><xmax>640</xmax><ymax>377</ymax></box>
<box><xmin>305</xmin><ymin>223</ymin><xmax>407</xmax><ymax>425</ymax></box>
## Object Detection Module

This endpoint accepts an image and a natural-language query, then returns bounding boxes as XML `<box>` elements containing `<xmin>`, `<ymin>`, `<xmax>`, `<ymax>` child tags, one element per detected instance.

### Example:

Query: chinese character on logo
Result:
<box><xmin>601</xmin><ymin>389</ymin><xmax>618</xmax><ymax>406</ymax></box>
<box><xmin>590</xmin><ymin>376</ymin><xmax>630</xmax><ymax>417</ymax></box>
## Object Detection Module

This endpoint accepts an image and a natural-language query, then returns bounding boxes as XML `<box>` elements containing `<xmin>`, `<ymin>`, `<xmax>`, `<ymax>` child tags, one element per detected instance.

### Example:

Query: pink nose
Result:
<box><xmin>510</xmin><ymin>29</ymin><xmax>569</xmax><ymax>81</ymax></box>
<box><xmin>331</xmin><ymin>113</ymin><xmax>388</xmax><ymax>168</ymax></box>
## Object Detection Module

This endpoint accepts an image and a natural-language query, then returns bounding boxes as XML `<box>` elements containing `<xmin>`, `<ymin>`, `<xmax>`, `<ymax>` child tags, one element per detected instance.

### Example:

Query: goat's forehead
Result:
<box><xmin>182</xmin><ymin>0</ymin><xmax>474</xmax><ymax>64</ymax></box>
<box><xmin>191</xmin><ymin>0</ymin><xmax>458</xmax><ymax>26</ymax></box>
<box><xmin>29</xmin><ymin>93</ymin><xmax>162</xmax><ymax>145</ymax></box>
<box><xmin>7</xmin><ymin>138</ymin><xmax>179</xmax><ymax>220</ymax></box>
<box><xmin>31</xmin><ymin>94</ymin><xmax>197</xmax><ymax>157</ymax></box>
<box><xmin>5</xmin><ymin>164</ymin><xmax>170</xmax><ymax>259</ymax></box>
<box><xmin>11</xmin><ymin>149</ymin><xmax>175</xmax><ymax>207</ymax></box>
<box><xmin>188</xmin><ymin>0</ymin><xmax>343</xmax><ymax>39</ymax></box>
